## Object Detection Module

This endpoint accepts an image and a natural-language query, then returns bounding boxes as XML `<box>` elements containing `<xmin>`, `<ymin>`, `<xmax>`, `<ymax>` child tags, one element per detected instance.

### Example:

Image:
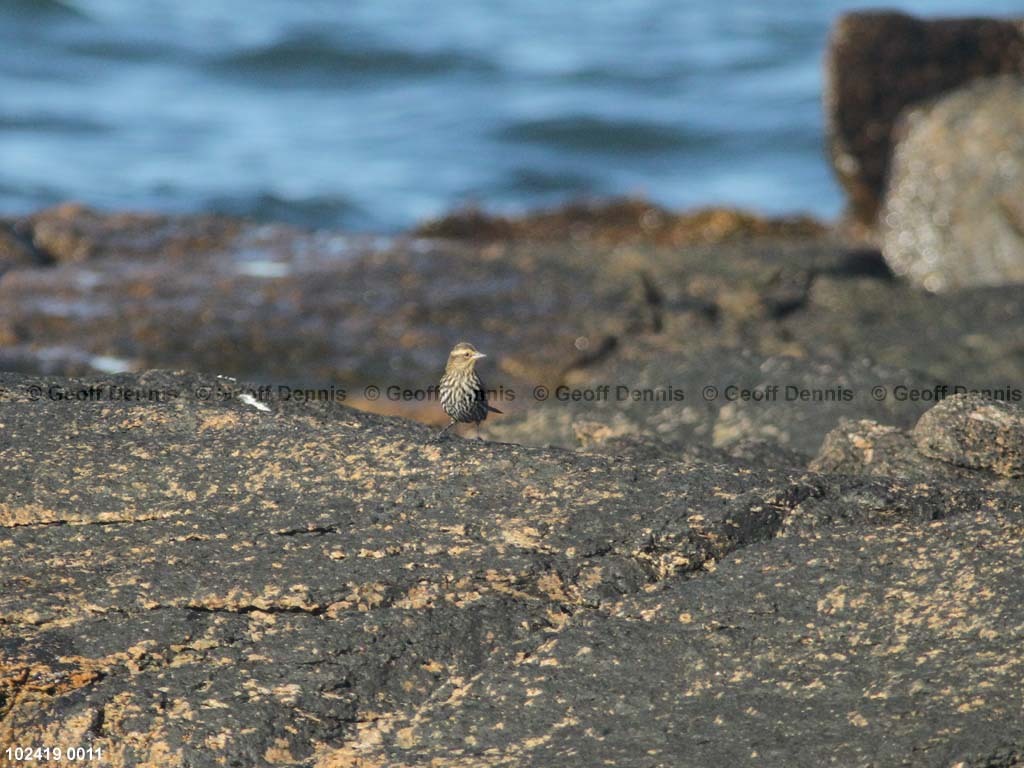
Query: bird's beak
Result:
<box><xmin>471</xmin><ymin>352</ymin><xmax>487</xmax><ymax>360</ymax></box>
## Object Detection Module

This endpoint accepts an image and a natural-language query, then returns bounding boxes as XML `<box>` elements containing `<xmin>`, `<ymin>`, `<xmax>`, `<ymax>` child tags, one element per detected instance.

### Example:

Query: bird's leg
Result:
<box><xmin>476</xmin><ymin>421</ymin><xmax>482</xmax><ymax>441</ymax></box>
<box><xmin>433</xmin><ymin>419</ymin><xmax>457</xmax><ymax>442</ymax></box>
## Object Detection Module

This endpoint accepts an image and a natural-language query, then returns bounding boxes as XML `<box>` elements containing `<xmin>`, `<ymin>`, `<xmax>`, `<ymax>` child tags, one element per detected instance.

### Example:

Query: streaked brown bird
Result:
<box><xmin>436</xmin><ymin>342</ymin><xmax>502</xmax><ymax>439</ymax></box>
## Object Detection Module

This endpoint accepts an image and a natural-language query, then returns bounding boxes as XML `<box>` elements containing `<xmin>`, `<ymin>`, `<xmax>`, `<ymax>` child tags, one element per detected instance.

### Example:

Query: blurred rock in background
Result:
<box><xmin>824</xmin><ymin>12</ymin><xmax>1024</xmax><ymax>227</ymax></box>
<box><xmin>881</xmin><ymin>76</ymin><xmax>1024</xmax><ymax>291</ymax></box>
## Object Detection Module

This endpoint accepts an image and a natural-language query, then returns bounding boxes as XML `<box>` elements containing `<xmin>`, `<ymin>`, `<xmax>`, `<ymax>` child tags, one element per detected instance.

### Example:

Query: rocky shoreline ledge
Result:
<box><xmin>2</xmin><ymin>369</ymin><xmax>1023</xmax><ymax>766</ymax></box>
<box><xmin>4</xmin><ymin>200</ymin><xmax>1024</xmax><ymax>763</ymax></box>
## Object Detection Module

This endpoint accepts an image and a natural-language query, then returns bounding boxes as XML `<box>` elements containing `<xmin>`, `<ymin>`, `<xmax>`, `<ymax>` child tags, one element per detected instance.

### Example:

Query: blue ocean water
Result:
<box><xmin>1</xmin><ymin>0</ymin><xmax>1022</xmax><ymax>232</ymax></box>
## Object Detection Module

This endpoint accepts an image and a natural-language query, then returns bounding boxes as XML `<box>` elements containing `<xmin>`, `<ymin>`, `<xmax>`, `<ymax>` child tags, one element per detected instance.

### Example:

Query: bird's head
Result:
<box><xmin>446</xmin><ymin>342</ymin><xmax>486</xmax><ymax>372</ymax></box>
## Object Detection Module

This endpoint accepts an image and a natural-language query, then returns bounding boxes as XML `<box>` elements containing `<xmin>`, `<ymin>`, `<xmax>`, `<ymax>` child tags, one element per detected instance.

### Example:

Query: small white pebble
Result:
<box><xmin>238</xmin><ymin>393</ymin><xmax>270</xmax><ymax>412</ymax></box>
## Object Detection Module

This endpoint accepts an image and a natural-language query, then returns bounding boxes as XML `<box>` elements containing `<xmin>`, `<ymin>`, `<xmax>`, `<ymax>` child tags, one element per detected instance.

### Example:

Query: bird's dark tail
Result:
<box><xmin>488</xmin><ymin>405</ymin><xmax>503</xmax><ymax>414</ymax></box>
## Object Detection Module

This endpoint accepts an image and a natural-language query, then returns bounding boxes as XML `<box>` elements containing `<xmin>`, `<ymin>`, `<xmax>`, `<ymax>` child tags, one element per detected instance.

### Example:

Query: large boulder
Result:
<box><xmin>914</xmin><ymin>392</ymin><xmax>1024</xmax><ymax>477</ymax></box>
<box><xmin>811</xmin><ymin>394</ymin><xmax>1024</xmax><ymax>496</ymax></box>
<box><xmin>824</xmin><ymin>12</ymin><xmax>1024</xmax><ymax>226</ymax></box>
<box><xmin>881</xmin><ymin>76</ymin><xmax>1024</xmax><ymax>292</ymax></box>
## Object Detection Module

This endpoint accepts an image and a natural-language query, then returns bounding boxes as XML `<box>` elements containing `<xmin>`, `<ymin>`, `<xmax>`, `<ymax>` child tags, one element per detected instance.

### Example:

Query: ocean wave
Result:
<box><xmin>559</xmin><ymin>66</ymin><xmax>689</xmax><ymax>89</ymax></box>
<box><xmin>66</xmin><ymin>37</ymin><xmax>185</xmax><ymax>64</ymax></box>
<box><xmin>5</xmin><ymin>0</ymin><xmax>85</xmax><ymax>20</ymax></box>
<box><xmin>206</xmin><ymin>31</ymin><xmax>496</xmax><ymax>87</ymax></box>
<box><xmin>503</xmin><ymin>168</ymin><xmax>601</xmax><ymax>195</ymax></box>
<box><xmin>0</xmin><ymin>112</ymin><xmax>110</xmax><ymax>135</ymax></box>
<box><xmin>497</xmin><ymin>115</ymin><xmax>719</xmax><ymax>155</ymax></box>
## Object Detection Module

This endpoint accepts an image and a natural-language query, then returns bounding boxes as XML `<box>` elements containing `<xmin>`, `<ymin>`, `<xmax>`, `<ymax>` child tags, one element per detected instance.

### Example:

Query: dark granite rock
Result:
<box><xmin>824</xmin><ymin>12</ymin><xmax>1024</xmax><ymax>225</ymax></box>
<box><xmin>347</xmin><ymin>506</ymin><xmax>1024</xmax><ymax>767</ymax></box>
<box><xmin>914</xmin><ymin>392</ymin><xmax>1024</xmax><ymax>477</ymax></box>
<box><xmin>809</xmin><ymin>416</ymin><xmax>1014</xmax><ymax>493</ymax></box>
<box><xmin>881</xmin><ymin>76</ymin><xmax>1024</xmax><ymax>292</ymax></box>
<box><xmin>812</xmin><ymin>418</ymin><xmax>936</xmax><ymax>477</ymax></box>
<box><xmin>812</xmin><ymin>396</ymin><xmax>1024</xmax><ymax>496</ymax></box>
<box><xmin>2</xmin><ymin>370</ymin><xmax>1023</xmax><ymax>766</ymax></box>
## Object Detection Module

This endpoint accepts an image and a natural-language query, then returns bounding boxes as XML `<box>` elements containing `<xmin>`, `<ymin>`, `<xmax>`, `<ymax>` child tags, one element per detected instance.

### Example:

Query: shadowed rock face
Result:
<box><xmin>824</xmin><ymin>12</ymin><xmax>1024</xmax><ymax>226</ymax></box>
<box><xmin>2</xmin><ymin>371</ymin><xmax>1024</xmax><ymax>766</ymax></box>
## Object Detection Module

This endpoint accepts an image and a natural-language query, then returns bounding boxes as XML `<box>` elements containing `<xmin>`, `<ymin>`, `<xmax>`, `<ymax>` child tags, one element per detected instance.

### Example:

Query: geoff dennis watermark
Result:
<box><xmin>5</xmin><ymin>381</ymin><xmax>1023</xmax><ymax>408</ymax></box>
